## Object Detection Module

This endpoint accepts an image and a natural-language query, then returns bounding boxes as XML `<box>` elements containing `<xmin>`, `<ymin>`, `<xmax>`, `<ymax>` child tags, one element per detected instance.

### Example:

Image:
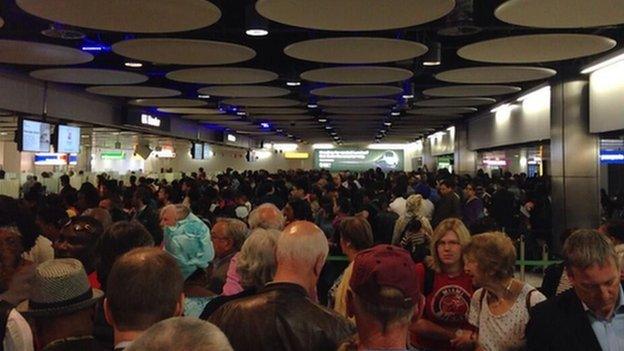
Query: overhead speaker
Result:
<box><xmin>134</xmin><ymin>144</ymin><xmax>152</xmax><ymax>159</ymax></box>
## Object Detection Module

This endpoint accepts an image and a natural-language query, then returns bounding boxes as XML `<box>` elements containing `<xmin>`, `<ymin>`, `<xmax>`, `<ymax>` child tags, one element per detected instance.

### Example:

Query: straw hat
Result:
<box><xmin>16</xmin><ymin>258</ymin><xmax>103</xmax><ymax>317</ymax></box>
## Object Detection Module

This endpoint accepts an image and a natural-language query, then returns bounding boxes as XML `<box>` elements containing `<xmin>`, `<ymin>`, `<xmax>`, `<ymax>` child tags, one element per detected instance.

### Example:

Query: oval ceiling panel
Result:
<box><xmin>221</xmin><ymin>98</ymin><xmax>300</xmax><ymax>107</ymax></box>
<box><xmin>285</xmin><ymin>37</ymin><xmax>428</xmax><ymax>64</ymax></box>
<box><xmin>317</xmin><ymin>98</ymin><xmax>397</xmax><ymax>107</ymax></box>
<box><xmin>246</xmin><ymin>107</ymin><xmax>307</xmax><ymax>115</ymax></box>
<box><xmin>256</xmin><ymin>0</ymin><xmax>454</xmax><ymax>31</ymax></box>
<box><xmin>311</xmin><ymin>85</ymin><xmax>403</xmax><ymax>97</ymax></box>
<box><xmin>86</xmin><ymin>85</ymin><xmax>180</xmax><ymax>97</ymax></box>
<box><xmin>182</xmin><ymin>114</ymin><xmax>238</xmax><ymax>121</ymax></box>
<box><xmin>423</xmin><ymin>85</ymin><xmax>521</xmax><ymax>97</ymax></box>
<box><xmin>16</xmin><ymin>0</ymin><xmax>221</xmax><ymax>33</ymax></box>
<box><xmin>323</xmin><ymin>107</ymin><xmax>391</xmax><ymax>115</ymax></box>
<box><xmin>495</xmin><ymin>0</ymin><xmax>624</xmax><ymax>28</ymax></box>
<box><xmin>167</xmin><ymin>67</ymin><xmax>277</xmax><ymax>84</ymax></box>
<box><xmin>113</xmin><ymin>38</ymin><xmax>255</xmax><ymax>65</ymax></box>
<box><xmin>128</xmin><ymin>98</ymin><xmax>207</xmax><ymax>107</ymax></box>
<box><xmin>157</xmin><ymin>108</ymin><xmax>223</xmax><ymax>114</ymax></box>
<box><xmin>458</xmin><ymin>34</ymin><xmax>616</xmax><ymax>63</ymax></box>
<box><xmin>0</xmin><ymin>40</ymin><xmax>93</xmax><ymax>65</ymax></box>
<box><xmin>301</xmin><ymin>66</ymin><xmax>413</xmax><ymax>84</ymax></box>
<box><xmin>197</xmin><ymin>85</ymin><xmax>290</xmax><ymax>98</ymax></box>
<box><xmin>414</xmin><ymin>98</ymin><xmax>495</xmax><ymax>107</ymax></box>
<box><xmin>408</xmin><ymin>107</ymin><xmax>478</xmax><ymax>115</ymax></box>
<box><xmin>253</xmin><ymin>114</ymin><xmax>312</xmax><ymax>121</ymax></box>
<box><xmin>435</xmin><ymin>66</ymin><xmax>557</xmax><ymax>84</ymax></box>
<box><xmin>30</xmin><ymin>68</ymin><xmax>148</xmax><ymax>85</ymax></box>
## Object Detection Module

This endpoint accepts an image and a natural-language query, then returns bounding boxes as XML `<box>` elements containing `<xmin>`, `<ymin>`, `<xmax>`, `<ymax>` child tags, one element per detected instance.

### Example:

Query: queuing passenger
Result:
<box><xmin>462</xmin><ymin>182</ymin><xmax>484</xmax><ymax>229</ymax></box>
<box><xmin>160</xmin><ymin>204</ymin><xmax>214</xmax><ymax>280</ymax></box>
<box><xmin>17</xmin><ymin>259</ymin><xmax>106</xmax><ymax>351</ymax></box>
<box><xmin>132</xmin><ymin>187</ymin><xmax>163</xmax><ymax>245</ymax></box>
<box><xmin>527</xmin><ymin>229</ymin><xmax>624</xmax><ymax>351</ymax></box>
<box><xmin>208</xmin><ymin>218</ymin><xmax>248</xmax><ymax>294</ymax></box>
<box><xmin>328</xmin><ymin>217</ymin><xmax>374</xmax><ymax>318</ymax></box>
<box><xmin>392</xmin><ymin>194</ymin><xmax>433</xmax><ymax>246</ymax></box>
<box><xmin>104</xmin><ymin>248</ymin><xmax>184</xmax><ymax>350</ymax></box>
<box><xmin>53</xmin><ymin>216</ymin><xmax>104</xmax><ymax>289</ymax></box>
<box><xmin>411</xmin><ymin>218</ymin><xmax>474</xmax><ymax>350</ymax></box>
<box><xmin>463</xmin><ymin>232</ymin><xmax>545</xmax><ymax>351</ymax></box>
<box><xmin>209</xmin><ymin>221</ymin><xmax>354</xmax><ymax>351</ymax></box>
<box><xmin>82</xmin><ymin>207</ymin><xmax>113</xmax><ymax>230</ymax></box>
<box><xmin>432</xmin><ymin>179</ymin><xmax>461</xmax><ymax>228</ymax></box>
<box><xmin>201</xmin><ymin>228</ymin><xmax>280</xmax><ymax>319</ymax></box>
<box><xmin>339</xmin><ymin>245</ymin><xmax>420</xmax><ymax>351</ymax></box>
<box><xmin>125</xmin><ymin>317</ymin><xmax>233</xmax><ymax>351</ymax></box>
<box><xmin>283</xmin><ymin>198</ymin><xmax>314</xmax><ymax>225</ymax></box>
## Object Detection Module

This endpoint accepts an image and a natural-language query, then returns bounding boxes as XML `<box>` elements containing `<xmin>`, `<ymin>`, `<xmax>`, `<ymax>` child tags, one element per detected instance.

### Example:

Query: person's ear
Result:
<box><xmin>346</xmin><ymin>290</ymin><xmax>355</xmax><ymax>318</ymax></box>
<box><xmin>103</xmin><ymin>298</ymin><xmax>115</xmax><ymax>327</ymax></box>
<box><xmin>174</xmin><ymin>293</ymin><xmax>186</xmax><ymax>317</ymax></box>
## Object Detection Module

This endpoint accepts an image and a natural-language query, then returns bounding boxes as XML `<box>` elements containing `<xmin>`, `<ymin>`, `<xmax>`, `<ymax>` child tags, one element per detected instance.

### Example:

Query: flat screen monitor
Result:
<box><xmin>56</xmin><ymin>125</ymin><xmax>81</xmax><ymax>153</ymax></box>
<box><xmin>21</xmin><ymin>119</ymin><xmax>51</xmax><ymax>152</ymax></box>
<box><xmin>192</xmin><ymin>143</ymin><xmax>203</xmax><ymax>160</ymax></box>
<box><xmin>203</xmin><ymin>143</ymin><xmax>213</xmax><ymax>159</ymax></box>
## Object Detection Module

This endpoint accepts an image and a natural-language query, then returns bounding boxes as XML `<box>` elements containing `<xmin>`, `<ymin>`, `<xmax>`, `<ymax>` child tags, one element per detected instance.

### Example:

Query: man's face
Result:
<box><xmin>160</xmin><ymin>208</ymin><xmax>177</xmax><ymax>228</ymax></box>
<box><xmin>568</xmin><ymin>260</ymin><xmax>621</xmax><ymax>318</ymax></box>
<box><xmin>0</xmin><ymin>228</ymin><xmax>23</xmax><ymax>292</ymax></box>
<box><xmin>211</xmin><ymin>222</ymin><xmax>233</xmax><ymax>258</ymax></box>
<box><xmin>439</xmin><ymin>184</ymin><xmax>451</xmax><ymax>196</ymax></box>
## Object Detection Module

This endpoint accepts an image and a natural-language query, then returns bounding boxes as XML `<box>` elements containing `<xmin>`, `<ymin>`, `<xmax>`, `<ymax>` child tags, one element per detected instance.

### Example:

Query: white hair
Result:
<box><xmin>276</xmin><ymin>222</ymin><xmax>328</xmax><ymax>268</ymax></box>
<box><xmin>237</xmin><ymin>228</ymin><xmax>280</xmax><ymax>290</ymax></box>
<box><xmin>126</xmin><ymin>317</ymin><xmax>232</xmax><ymax>351</ymax></box>
<box><xmin>215</xmin><ymin>218</ymin><xmax>249</xmax><ymax>251</ymax></box>
<box><xmin>160</xmin><ymin>204</ymin><xmax>190</xmax><ymax>220</ymax></box>
<box><xmin>247</xmin><ymin>203</ymin><xmax>285</xmax><ymax>230</ymax></box>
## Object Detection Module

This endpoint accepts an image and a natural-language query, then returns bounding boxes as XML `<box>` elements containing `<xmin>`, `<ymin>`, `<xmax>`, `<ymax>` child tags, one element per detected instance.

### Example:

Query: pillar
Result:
<box><xmin>454</xmin><ymin>122</ymin><xmax>477</xmax><ymax>176</ymax></box>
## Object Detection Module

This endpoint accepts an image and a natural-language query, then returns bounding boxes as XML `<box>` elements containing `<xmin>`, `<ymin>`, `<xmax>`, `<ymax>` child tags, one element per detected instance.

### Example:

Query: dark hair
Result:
<box><xmin>97</xmin><ymin>220</ymin><xmax>154</xmax><ymax>290</ymax></box>
<box><xmin>37</xmin><ymin>205</ymin><xmax>70</xmax><ymax>229</ymax></box>
<box><xmin>439</xmin><ymin>178</ymin><xmax>455</xmax><ymax>189</ymax></box>
<box><xmin>293</xmin><ymin>178</ymin><xmax>309</xmax><ymax>194</ymax></box>
<box><xmin>404</xmin><ymin>218</ymin><xmax>423</xmax><ymax>234</ymax></box>
<box><xmin>60</xmin><ymin>174</ymin><xmax>70</xmax><ymax>185</ymax></box>
<box><xmin>287</xmin><ymin>199</ymin><xmax>313</xmax><ymax>222</ymax></box>
<box><xmin>107</xmin><ymin>247</ymin><xmax>183</xmax><ymax>331</ymax></box>
<box><xmin>0</xmin><ymin>196</ymin><xmax>40</xmax><ymax>252</ymax></box>
<box><xmin>133</xmin><ymin>186</ymin><xmax>153</xmax><ymax>206</ymax></box>
<box><xmin>337</xmin><ymin>197</ymin><xmax>352</xmax><ymax>215</ymax></box>
<box><xmin>339</xmin><ymin>217</ymin><xmax>373</xmax><ymax>251</ymax></box>
<box><xmin>603</xmin><ymin>220</ymin><xmax>624</xmax><ymax>244</ymax></box>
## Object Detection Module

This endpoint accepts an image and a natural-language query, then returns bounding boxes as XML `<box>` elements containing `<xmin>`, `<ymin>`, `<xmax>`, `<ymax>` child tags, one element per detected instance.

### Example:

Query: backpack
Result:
<box><xmin>0</xmin><ymin>300</ymin><xmax>14</xmax><ymax>351</ymax></box>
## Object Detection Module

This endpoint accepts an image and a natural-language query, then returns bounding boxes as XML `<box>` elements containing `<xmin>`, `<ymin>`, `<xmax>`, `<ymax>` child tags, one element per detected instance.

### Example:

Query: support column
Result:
<box><xmin>454</xmin><ymin>122</ymin><xmax>476</xmax><ymax>176</ymax></box>
<box><xmin>550</xmin><ymin>79</ymin><xmax>600</xmax><ymax>253</ymax></box>
<box><xmin>422</xmin><ymin>138</ymin><xmax>435</xmax><ymax>172</ymax></box>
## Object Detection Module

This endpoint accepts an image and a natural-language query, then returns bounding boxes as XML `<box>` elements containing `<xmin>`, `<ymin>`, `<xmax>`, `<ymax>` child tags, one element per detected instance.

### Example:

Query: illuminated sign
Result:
<box><xmin>600</xmin><ymin>150</ymin><xmax>624</xmax><ymax>164</ymax></box>
<box><xmin>315</xmin><ymin>149</ymin><xmax>404</xmax><ymax>171</ymax></box>
<box><xmin>140</xmin><ymin>113</ymin><xmax>161</xmax><ymax>127</ymax></box>
<box><xmin>34</xmin><ymin>153</ymin><xmax>77</xmax><ymax>165</ymax></box>
<box><xmin>101</xmin><ymin>150</ymin><xmax>125</xmax><ymax>160</ymax></box>
<box><xmin>284</xmin><ymin>152</ymin><xmax>309</xmax><ymax>159</ymax></box>
<box><xmin>227</xmin><ymin>134</ymin><xmax>237</xmax><ymax>142</ymax></box>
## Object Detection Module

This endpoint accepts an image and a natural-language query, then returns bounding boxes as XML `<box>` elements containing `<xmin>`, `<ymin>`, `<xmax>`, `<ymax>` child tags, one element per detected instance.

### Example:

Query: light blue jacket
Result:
<box><xmin>164</xmin><ymin>212</ymin><xmax>214</xmax><ymax>279</ymax></box>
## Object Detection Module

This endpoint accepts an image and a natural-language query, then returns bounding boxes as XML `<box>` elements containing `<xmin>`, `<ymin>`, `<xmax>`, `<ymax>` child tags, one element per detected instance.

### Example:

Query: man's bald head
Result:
<box><xmin>105</xmin><ymin>247</ymin><xmax>184</xmax><ymax>331</ymax></box>
<box><xmin>276</xmin><ymin>221</ymin><xmax>328</xmax><ymax>268</ymax></box>
<box><xmin>248</xmin><ymin>203</ymin><xmax>285</xmax><ymax>230</ymax></box>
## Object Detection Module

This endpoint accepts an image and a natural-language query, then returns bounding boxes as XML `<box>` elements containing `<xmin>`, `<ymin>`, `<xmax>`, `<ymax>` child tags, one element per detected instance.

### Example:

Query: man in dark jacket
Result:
<box><xmin>132</xmin><ymin>187</ymin><xmax>163</xmax><ymax>245</ymax></box>
<box><xmin>527</xmin><ymin>229</ymin><xmax>624</xmax><ymax>351</ymax></box>
<box><xmin>209</xmin><ymin>221</ymin><xmax>354</xmax><ymax>351</ymax></box>
<box><xmin>432</xmin><ymin>179</ymin><xmax>461</xmax><ymax>228</ymax></box>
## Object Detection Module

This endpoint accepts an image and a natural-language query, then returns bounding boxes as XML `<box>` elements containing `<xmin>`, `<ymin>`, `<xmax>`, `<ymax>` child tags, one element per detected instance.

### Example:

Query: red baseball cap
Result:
<box><xmin>349</xmin><ymin>244</ymin><xmax>419</xmax><ymax>308</ymax></box>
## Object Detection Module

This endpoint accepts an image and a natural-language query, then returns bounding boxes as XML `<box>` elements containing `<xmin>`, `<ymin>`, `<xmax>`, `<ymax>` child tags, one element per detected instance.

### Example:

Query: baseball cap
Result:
<box><xmin>349</xmin><ymin>244</ymin><xmax>419</xmax><ymax>309</ymax></box>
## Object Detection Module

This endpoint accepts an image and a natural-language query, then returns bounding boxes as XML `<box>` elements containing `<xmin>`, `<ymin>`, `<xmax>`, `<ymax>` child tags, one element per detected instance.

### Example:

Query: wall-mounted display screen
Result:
<box><xmin>21</xmin><ymin>119</ymin><xmax>51</xmax><ymax>152</ymax></box>
<box><xmin>203</xmin><ymin>143</ymin><xmax>213</xmax><ymax>159</ymax></box>
<box><xmin>192</xmin><ymin>143</ymin><xmax>203</xmax><ymax>160</ymax></box>
<box><xmin>314</xmin><ymin>149</ymin><xmax>404</xmax><ymax>171</ymax></box>
<box><xmin>34</xmin><ymin>153</ymin><xmax>77</xmax><ymax>165</ymax></box>
<box><xmin>56</xmin><ymin>125</ymin><xmax>81</xmax><ymax>153</ymax></box>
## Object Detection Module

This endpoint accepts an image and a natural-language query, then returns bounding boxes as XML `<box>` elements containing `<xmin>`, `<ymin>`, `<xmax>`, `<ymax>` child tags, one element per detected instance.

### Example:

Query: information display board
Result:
<box><xmin>57</xmin><ymin>125</ymin><xmax>81</xmax><ymax>153</ymax></box>
<box><xmin>192</xmin><ymin>143</ymin><xmax>203</xmax><ymax>160</ymax></box>
<box><xmin>314</xmin><ymin>149</ymin><xmax>404</xmax><ymax>171</ymax></box>
<box><xmin>21</xmin><ymin>119</ymin><xmax>51</xmax><ymax>152</ymax></box>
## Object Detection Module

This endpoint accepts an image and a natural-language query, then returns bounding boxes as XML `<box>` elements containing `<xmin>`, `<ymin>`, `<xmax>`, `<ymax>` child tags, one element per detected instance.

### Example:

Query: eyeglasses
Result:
<box><xmin>63</xmin><ymin>221</ymin><xmax>95</xmax><ymax>234</ymax></box>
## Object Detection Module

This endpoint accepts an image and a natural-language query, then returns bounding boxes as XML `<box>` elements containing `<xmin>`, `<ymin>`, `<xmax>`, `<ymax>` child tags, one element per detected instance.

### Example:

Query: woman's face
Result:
<box><xmin>437</xmin><ymin>230</ymin><xmax>463</xmax><ymax>269</ymax></box>
<box><xmin>463</xmin><ymin>255</ymin><xmax>484</xmax><ymax>287</ymax></box>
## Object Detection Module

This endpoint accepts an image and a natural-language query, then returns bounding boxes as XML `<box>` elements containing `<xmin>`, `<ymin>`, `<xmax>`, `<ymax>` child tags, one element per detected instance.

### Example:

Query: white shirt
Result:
<box><xmin>418</xmin><ymin>199</ymin><xmax>435</xmax><ymax>221</ymax></box>
<box><xmin>389</xmin><ymin>197</ymin><xmax>407</xmax><ymax>217</ymax></box>
<box><xmin>469</xmin><ymin>283</ymin><xmax>546</xmax><ymax>351</ymax></box>
<box><xmin>3</xmin><ymin>309</ymin><xmax>34</xmax><ymax>351</ymax></box>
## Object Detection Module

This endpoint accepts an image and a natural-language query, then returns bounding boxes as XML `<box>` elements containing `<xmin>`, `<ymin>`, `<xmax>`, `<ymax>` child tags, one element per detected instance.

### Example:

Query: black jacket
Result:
<box><xmin>134</xmin><ymin>206</ymin><xmax>163</xmax><ymax>245</ymax></box>
<box><xmin>432</xmin><ymin>192</ymin><xmax>461</xmax><ymax>228</ymax></box>
<box><xmin>526</xmin><ymin>285</ymin><xmax>617</xmax><ymax>351</ymax></box>
<box><xmin>208</xmin><ymin>282</ymin><xmax>355</xmax><ymax>351</ymax></box>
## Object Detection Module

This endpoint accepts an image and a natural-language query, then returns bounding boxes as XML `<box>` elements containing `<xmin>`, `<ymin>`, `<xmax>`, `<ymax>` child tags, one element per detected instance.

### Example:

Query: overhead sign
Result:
<box><xmin>101</xmin><ymin>150</ymin><xmax>125</xmax><ymax>160</ymax></box>
<box><xmin>34</xmin><ymin>153</ymin><xmax>77</xmax><ymax>165</ymax></box>
<box><xmin>314</xmin><ymin>149</ymin><xmax>404</xmax><ymax>171</ymax></box>
<box><xmin>600</xmin><ymin>150</ymin><xmax>624</xmax><ymax>164</ymax></box>
<box><xmin>285</xmin><ymin>152</ymin><xmax>309</xmax><ymax>159</ymax></box>
<box><xmin>125</xmin><ymin>109</ymin><xmax>170</xmax><ymax>131</ymax></box>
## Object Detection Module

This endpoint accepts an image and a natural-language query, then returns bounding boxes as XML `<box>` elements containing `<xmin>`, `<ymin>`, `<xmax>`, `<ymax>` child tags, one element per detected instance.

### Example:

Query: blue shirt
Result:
<box><xmin>587</xmin><ymin>285</ymin><xmax>624</xmax><ymax>351</ymax></box>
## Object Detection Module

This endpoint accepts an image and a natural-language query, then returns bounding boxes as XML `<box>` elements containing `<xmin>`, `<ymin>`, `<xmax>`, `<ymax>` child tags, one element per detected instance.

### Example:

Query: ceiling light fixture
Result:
<box><xmin>246</xmin><ymin>29</ymin><xmax>269</xmax><ymax>37</ymax></box>
<box><xmin>325</xmin><ymin>125</ymin><xmax>333</xmax><ymax>130</ymax></box>
<box><xmin>236</xmin><ymin>111</ymin><xmax>247</xmax><ymax>116</ymax></box>
<box><xmin>307</xmin><ymin>103</ymin><xmax>318</xmax><ymax>108</ymax></box>
<box><xmin>245</xmin><ymin>5</ymin><xmax>269</xmax><ymax>37</ymax></box>
<box><xmin>384</xmin><ymin>122</ymin><xmax>392</xmax><ymax>126</ymax></box>
<box><xmin>260</xmin><ymin>122</ymin><xmax>270</xmax><ymax>128</ymax></box>
<box><xmin>423</xmin><ymin>42</ymin><xmax>442</xmax><ymax>66</ymax></box>
<box><xmin>318</xmin><ymin>118</ymin><xmax>327</xmax><ymax>123</ymax></box>
<box><xmin>198</xmin><ymin>94</ymin><xmax>211</xmax><ymax>99</ymax></box>
<box><xmin>391</xmin><ymin>111</ymin><xmax>400</xmax><ymax>117</ymax></box>
<box><xmin>581</xmin><ymin>51</ymin><xmax>624</xmax><ymax>74</ymax></box>
<box><xmin>124</xmin><ymin>62</ymin><xmax>143</xmax><ymax>68</ymax></box>
<box><xmin>286</xmin><ymin>81</ymin><xmax>301</xmax><ymax>87</ymax></box>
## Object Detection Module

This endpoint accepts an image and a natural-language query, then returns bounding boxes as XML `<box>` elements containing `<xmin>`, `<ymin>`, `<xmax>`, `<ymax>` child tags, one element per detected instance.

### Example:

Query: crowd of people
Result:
<box><xmin>0</xmin><ymin>166</ymin><xmax>623</xmax><ymax>350</ymax></box>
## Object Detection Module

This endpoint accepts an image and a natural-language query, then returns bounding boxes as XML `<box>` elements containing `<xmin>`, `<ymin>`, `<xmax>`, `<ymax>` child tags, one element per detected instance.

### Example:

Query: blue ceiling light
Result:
<box><xmin>260</xmin><ymin>122</ymin><xmax>270</xmax><ymax>128</ymax></box>
<box><xmin>81</xmin><ymin>45</ymin><xmax>111</xmax><ymax>52</ymax></box>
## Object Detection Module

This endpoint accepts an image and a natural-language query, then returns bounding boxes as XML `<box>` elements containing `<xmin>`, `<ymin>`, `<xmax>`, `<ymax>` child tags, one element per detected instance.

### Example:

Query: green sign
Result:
<box><xmin>100</xmin><ymin>150</ymin><xmax>125</xmax><ymax>159</ymax></box>
<box><xmin>314</xmin><ymin>149</ymin><xmax>404</xmax><ymax>171</ymax></box>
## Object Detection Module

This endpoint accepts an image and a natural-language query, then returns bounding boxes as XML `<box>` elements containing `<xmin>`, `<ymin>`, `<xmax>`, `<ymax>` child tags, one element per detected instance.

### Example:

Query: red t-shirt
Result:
<box><xmin>88</xmin><ymin>271</ymin><xmax>101</xmax><ymax>290</ymax></box>
<box><xmin>411</xmin><ymin>263</ymin><xmax>474</xmax><ymax>350</ymax></box>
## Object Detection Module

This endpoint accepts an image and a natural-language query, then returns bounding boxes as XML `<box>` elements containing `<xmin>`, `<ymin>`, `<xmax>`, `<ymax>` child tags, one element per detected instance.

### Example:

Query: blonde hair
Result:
<box><xmin>405</xmin><ymin>194</ymin><xmax>423</xmax><ymax>216</ymax></box>
<box><xmin>430</xmin><ymin>218</ymin><xmax>471</xmax><ymax>272</ymax></box>
<box><xmin>464</xmin><ymin>232</ymin><xmax>516</xmax><ymax>282</ymax></box>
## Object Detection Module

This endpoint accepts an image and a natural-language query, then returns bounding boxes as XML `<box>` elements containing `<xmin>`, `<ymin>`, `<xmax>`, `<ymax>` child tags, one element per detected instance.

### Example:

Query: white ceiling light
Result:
<box><xmin>198</xmin><ymin>94</ymin><xmax>211</xmax><ymax>99</ymax></box>
<box><xmin>246</xmin><ymin>29</ymin><xmax>269</xmax><ymax>37</ymax></box>
<box><xmin>124</xmin><ymin>62</ymin><xmax>143</xmax><ymax>68</ymax></box>
<box><xmin>286</xmin><ymin>81</ymin><xmax>301</xmax><ymax>86</ymax></box>
<box><xmin>367</xmin><ymin>143</ymin><xmax>407</xmax><ymax>149</ymax></box>
<box><xmin>312</xmin><ymin>143</ymin><xmax>334</xmax><ymax>149</ymax></box>
<box><xmin>581</xmin><ymin>52</ymin><xmax>624</xmax><ymax>74</ymax></box>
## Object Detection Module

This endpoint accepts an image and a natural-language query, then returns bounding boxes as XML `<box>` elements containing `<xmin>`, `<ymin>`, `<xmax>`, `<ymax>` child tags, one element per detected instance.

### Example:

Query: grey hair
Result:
<box><xmin>247</xmin><ymin>203</ymin><xmax>285</xmax><ymax>230</ymax></box>
<box><xmin>354</xmin><ymin>287</ymin><xmax>415</xmax><ymax>333</ymax></box>
<box><xmin>125</xmin><ymin>317</ymin><xmax>233</xmax><ymax>351</ymax></box>
<box><xmin>215</xmin><ymin>218</ymin><xmax>249</xmax><ymax>251</ymax></box>
<box><xmin>161</xmin><ymin>204</ymin><xmax>190</xmax><ymax>221</ymax></box>
<box><xmin>564</xmin><ymin>229</ymin><xmax>620</xmax><ymax>270</ymax></box>
<box><xmin>237</xmin><ymin>228</ymin><xmax>280</xmax><ymax>290</ymax></box>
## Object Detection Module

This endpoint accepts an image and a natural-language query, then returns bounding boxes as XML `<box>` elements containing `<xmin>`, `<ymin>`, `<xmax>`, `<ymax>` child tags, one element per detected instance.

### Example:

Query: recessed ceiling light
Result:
<box><xmin>124</xmin><ymin>62</ymin><xmax>143</xmax><ymax>68</ymax></box>
<box><xmin>198</xmin><ymin>94</ymin><xmax>211</xmax><ymax>99</ymax></box>
<box><xmin>325</xmin><ymin>125</ymin><xmax>333</xmax><ymax>130</ymax></box>
<box><xmin>286</xmin><ymin>81</ymin><xmax>301</xmax><ymax>87</ymax></box>
<box><xmin>402</xmin><ymin>94</ymin><xmax>414</xmax><ymax>99</ymax></box>
<box><xmin>423</xmin><ymin>61</ymin><xmax>441</xmax><ymax>66</ymax></box>
<box><xmin>276</xmin><ymin>128</ymin><xmax>283</xmax><ymax>133</ymax></box>
<box><xmin>318</xmin><ymin>118</ymin><xmax>327</xmax><ymax>123</ymax></box>
<box><xmin>384</xmin><ymin>122</ymin><xmax>392</xmax><ymax>126</ymax></box>
<box><xmin>246</xmin><ymin>29</ymin><xmax>269</xmax><ymax>37</ymax></box>
<box><xmin>260</xmin><ymin>122</ymin><xmax>270</xmax><ymax>128</ymax></box>
<box><xmin>236</xmin><ymin>111</ymin><xmax>246</xmax><ymax>116</ymax></box>
<box><xmin>391</xmin><ymin>111</ymin><xmax>400</xmax><ymax>116</ymax></box>
<box><xmin>307</xmin><ymin>103</ymin><xmax>318</xmax><ymax>108</ymax></box>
